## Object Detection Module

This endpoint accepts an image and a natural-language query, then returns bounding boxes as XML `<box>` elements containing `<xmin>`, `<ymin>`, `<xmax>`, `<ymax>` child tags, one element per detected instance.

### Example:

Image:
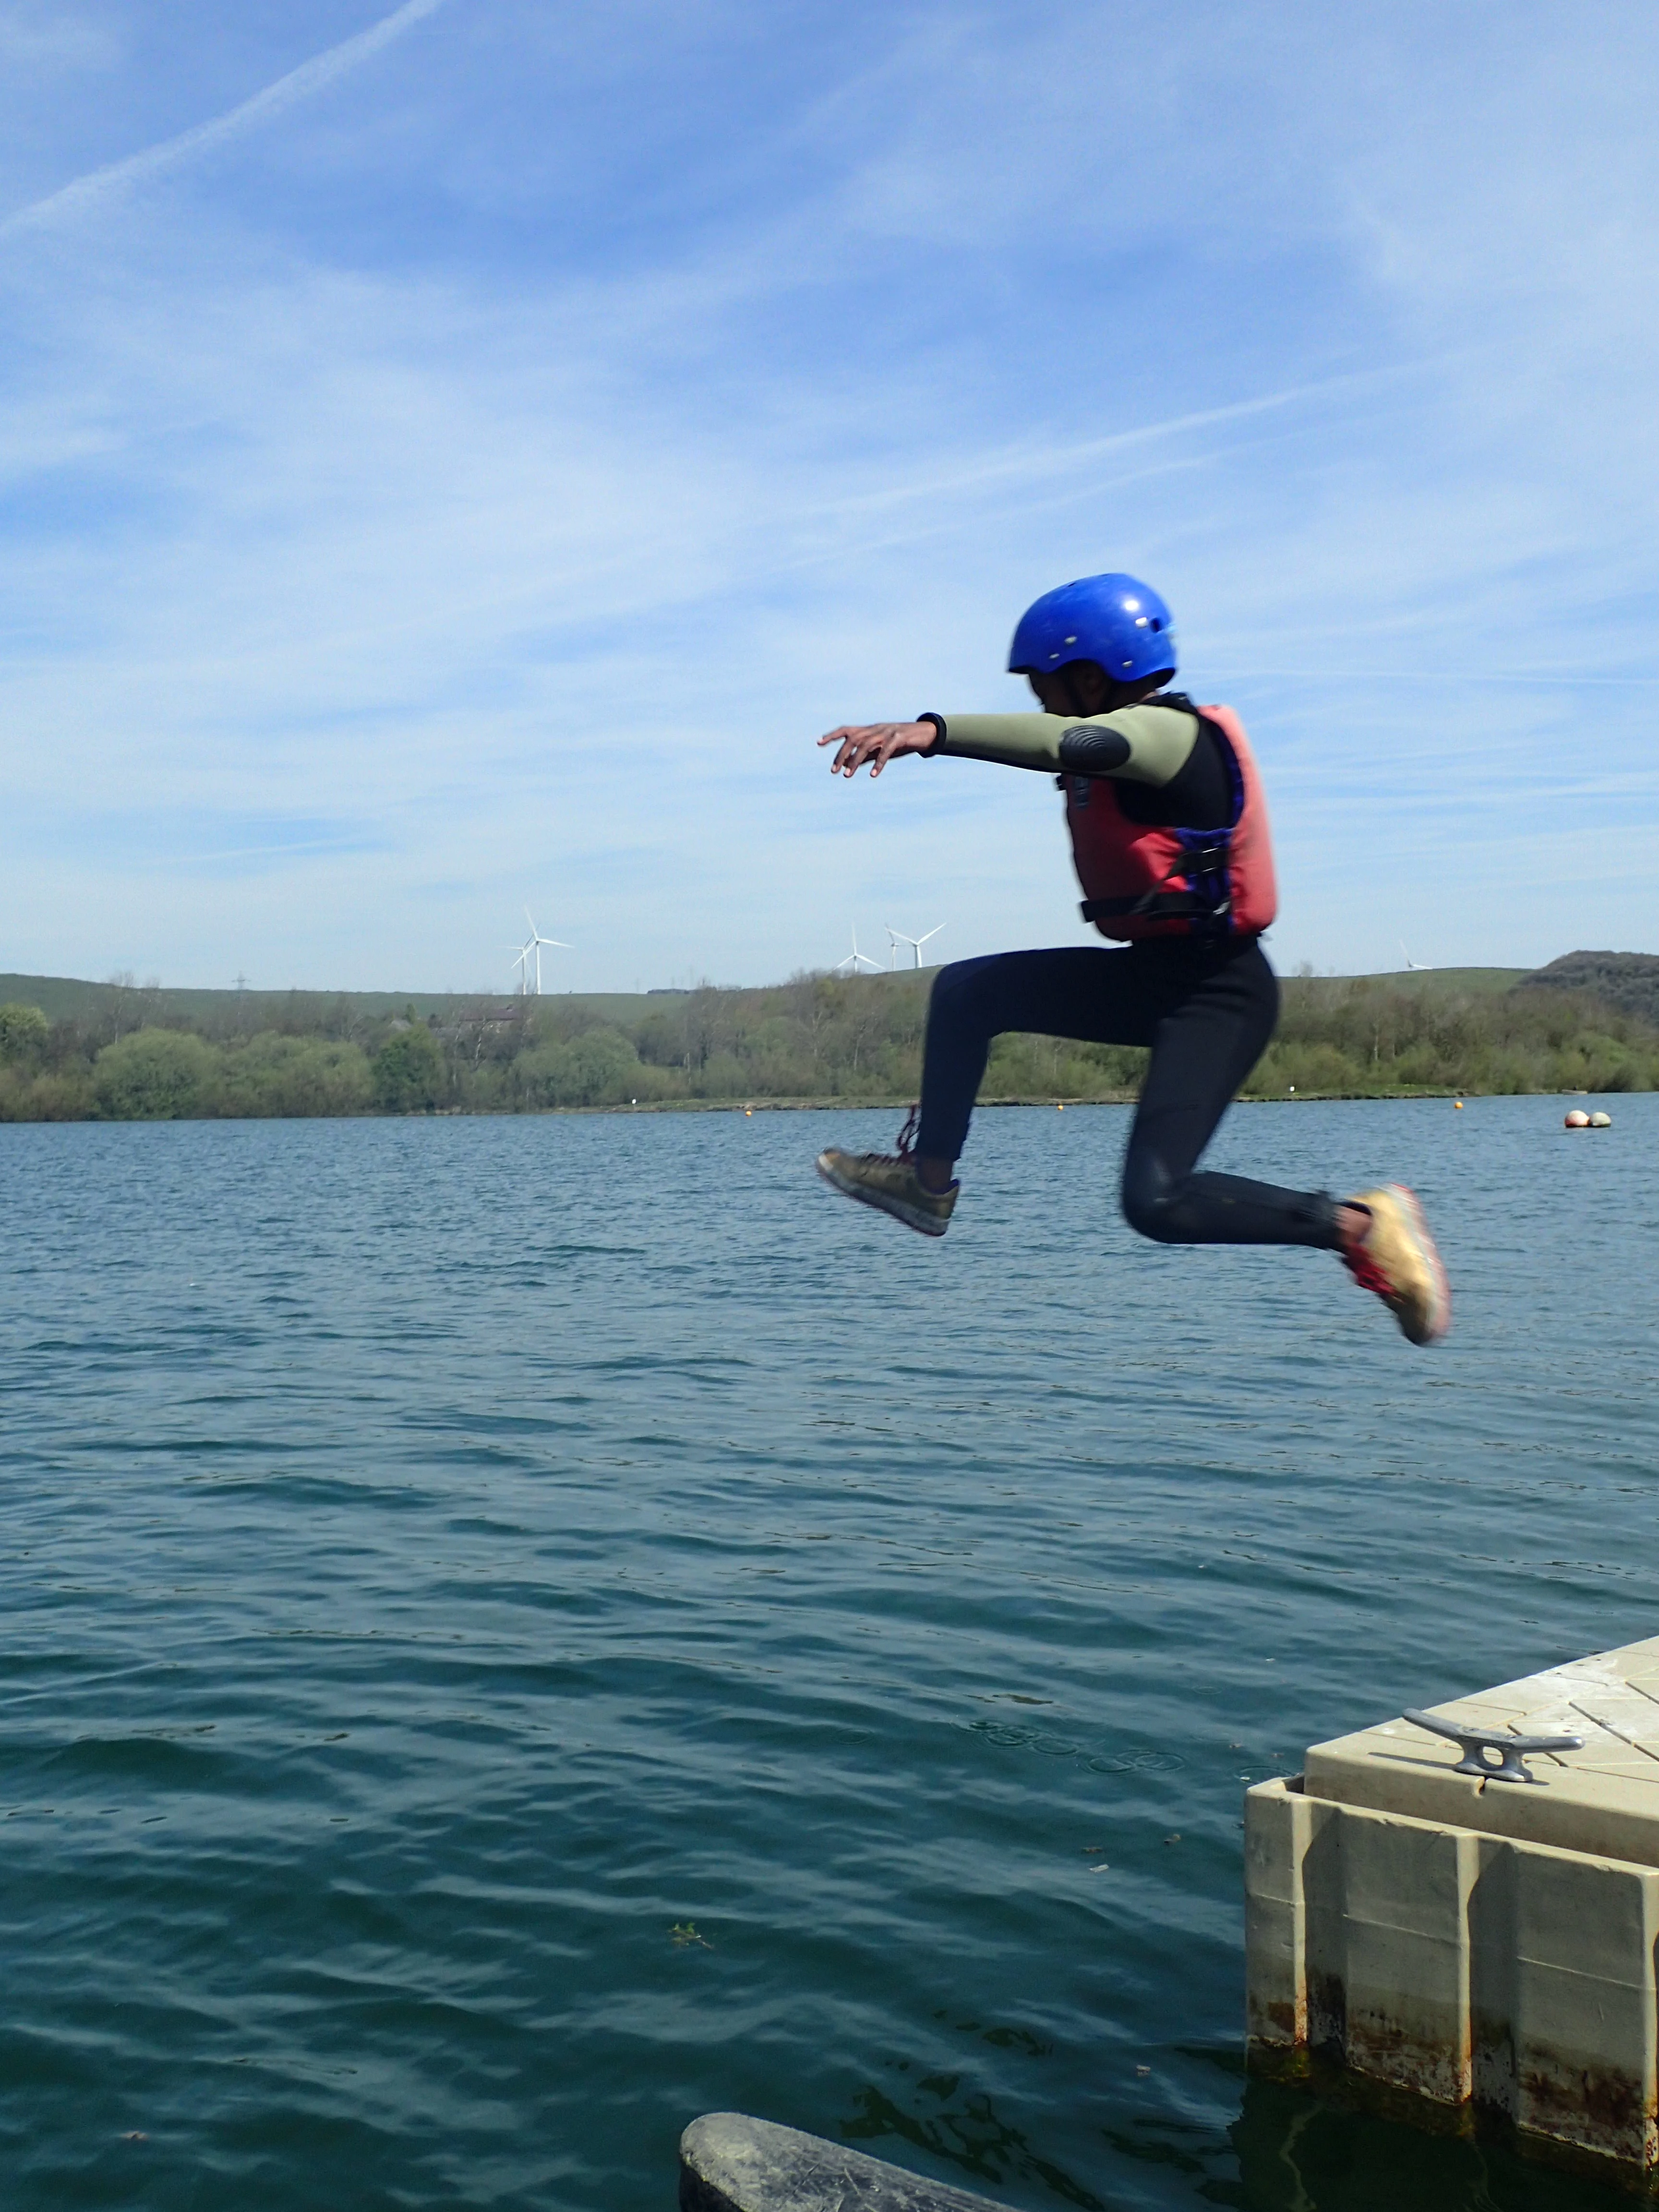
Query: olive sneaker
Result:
<box><xmin>1340</xmin><ymin>1184</ymin><xmax>1450</xmax><ymax>1345</ymax></box>
<box><xmin>816</xmin><ymin>1146</ymin><xmax>958</xmax><ymax>1237</ymax></box>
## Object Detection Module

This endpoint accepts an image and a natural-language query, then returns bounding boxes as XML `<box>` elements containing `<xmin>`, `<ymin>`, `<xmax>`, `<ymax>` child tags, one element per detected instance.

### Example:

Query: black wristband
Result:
<box><xmin>917</xmin><ymin>712</ymin><xmax>946</xmax><ymax>755</ymax></box>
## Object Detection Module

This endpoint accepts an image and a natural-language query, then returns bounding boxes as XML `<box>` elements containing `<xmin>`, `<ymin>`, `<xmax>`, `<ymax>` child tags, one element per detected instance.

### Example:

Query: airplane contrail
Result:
<box><xmin>816</xmin><ymin>355</ymin><xmax>1455</xmax><ymax>523</ymax></box>
<box><xmin>0</xmin><ymin>0</ymin><xmax>448</xmax><ymax>239</ymax></box>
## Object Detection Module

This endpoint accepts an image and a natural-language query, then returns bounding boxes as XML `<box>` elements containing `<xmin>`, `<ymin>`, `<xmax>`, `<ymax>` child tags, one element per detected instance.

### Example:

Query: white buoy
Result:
<box><xmin>1564</xmin><ymin>1110</ymin><xmax>1590</xmax><ymax>1128</ymax></box>
<box><xmin>1590</xmin><ymin>1111</ymin><xmax>1612</xmax><ymax>1128</ymax></box>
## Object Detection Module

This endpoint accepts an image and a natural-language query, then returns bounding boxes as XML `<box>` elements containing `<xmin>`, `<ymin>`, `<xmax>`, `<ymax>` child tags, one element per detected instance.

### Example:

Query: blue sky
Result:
<box><xmin>2</xmin><ymin>0</ymin><xmax>1656</xmax><ymax>992</ymax></box>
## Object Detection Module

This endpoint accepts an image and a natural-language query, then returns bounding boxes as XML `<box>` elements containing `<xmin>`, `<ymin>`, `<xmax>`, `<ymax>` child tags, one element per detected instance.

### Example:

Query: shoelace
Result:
<box><xmin>893</xmin><ymin>1104</ymin><xmax>921</xmax><ymax>1160</ymax></box>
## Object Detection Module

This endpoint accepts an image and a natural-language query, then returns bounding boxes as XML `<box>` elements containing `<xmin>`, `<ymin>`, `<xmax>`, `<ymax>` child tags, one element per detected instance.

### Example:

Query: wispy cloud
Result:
<box><xmin>0</xmin><ymin>0</ymin><xmax>447</xmax><ymax>237</ymax></box>
<box><xmin>800</xmin><ymin>360</ymin><xmax>1451</xmax><ymax>528</ymax></box>
<box><xmin>1</xmin><ymin>0</ymin><xmax>1657</xmax><ymax>989</ymax></box>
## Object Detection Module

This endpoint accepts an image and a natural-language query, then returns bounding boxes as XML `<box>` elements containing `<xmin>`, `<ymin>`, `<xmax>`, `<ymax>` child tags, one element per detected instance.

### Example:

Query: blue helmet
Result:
<box><xmin>1008</xmin><ymin>572</ymin><xmax>1176</xmax><ymax>685</ymax></box>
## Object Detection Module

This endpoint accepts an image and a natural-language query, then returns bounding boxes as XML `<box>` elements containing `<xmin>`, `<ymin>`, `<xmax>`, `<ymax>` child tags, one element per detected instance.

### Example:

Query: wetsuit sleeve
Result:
<box><xmin>926</xmin><ymin>705</ymin><xmax>1200</xmax><ymax>786</ymax></box>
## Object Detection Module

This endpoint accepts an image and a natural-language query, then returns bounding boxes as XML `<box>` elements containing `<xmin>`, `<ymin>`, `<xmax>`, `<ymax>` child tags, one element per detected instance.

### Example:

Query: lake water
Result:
<box><xmin>2</xmin><ymin>1094</ymin><xmax>1656</xmax><ymax>2212</ymax></box>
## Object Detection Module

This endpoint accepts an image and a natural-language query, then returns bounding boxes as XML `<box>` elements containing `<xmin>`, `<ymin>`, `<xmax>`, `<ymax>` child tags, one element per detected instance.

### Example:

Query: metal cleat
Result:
<box><xmin>1402</xmin><ymin>1707</ymin><xmax>1583</xmax><ymax>1785</ymax></box>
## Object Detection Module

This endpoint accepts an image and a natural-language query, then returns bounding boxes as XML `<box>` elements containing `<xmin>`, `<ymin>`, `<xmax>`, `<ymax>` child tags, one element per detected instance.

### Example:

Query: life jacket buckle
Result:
<box><xmin>1180</xmin><ymin>839</ymin><xmax>1232</xmax><ymax>877</ymax></box>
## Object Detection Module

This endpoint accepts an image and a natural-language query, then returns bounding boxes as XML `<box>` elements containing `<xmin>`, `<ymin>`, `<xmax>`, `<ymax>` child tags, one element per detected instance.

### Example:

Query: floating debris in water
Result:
<box><xmin>671</xmin><ymin>1922</ymin><xmax>711</xmax><ymax>1948</ymax></box>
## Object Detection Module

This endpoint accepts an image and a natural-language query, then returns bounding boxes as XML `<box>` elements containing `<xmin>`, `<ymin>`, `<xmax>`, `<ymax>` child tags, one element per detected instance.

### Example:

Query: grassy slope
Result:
<box><xmin>1319</xmin><ymin>967</ymin><xmax>1527</xmax><ymax>998</ymax></box>
<box><xmin>0</xmin><ymin>973</ymin><xmax>658</xmax><ymax>1025</ymax></box>
<box><xmin>0</xmin><ymin>967</ymin><xmax>1530</xmax><ymax>1022</ymax></box>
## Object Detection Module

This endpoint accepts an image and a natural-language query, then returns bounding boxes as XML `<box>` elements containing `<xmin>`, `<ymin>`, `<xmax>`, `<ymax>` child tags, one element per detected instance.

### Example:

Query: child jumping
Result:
<box><xmin>813</xmin><ymin>572</ymin><xmax>1449</xmax><ymax>1346</ymax></box>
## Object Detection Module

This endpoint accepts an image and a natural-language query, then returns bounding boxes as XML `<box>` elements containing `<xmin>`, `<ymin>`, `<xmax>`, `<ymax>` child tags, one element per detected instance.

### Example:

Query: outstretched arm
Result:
<box><xmin>817</xmin><ymin>706</ymin><xmax>1201</xmax><ymax>784</ymax></box>
<box><xmin>929</xmin><ymin>705</ymin><xmax>1200</xmax><ymax>782</ymax></box>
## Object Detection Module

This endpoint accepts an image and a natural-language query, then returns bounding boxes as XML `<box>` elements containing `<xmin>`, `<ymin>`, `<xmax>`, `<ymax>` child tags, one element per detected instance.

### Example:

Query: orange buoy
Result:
<box><xmin>1565</xmin><ymin>1110</ymin><xmax>1590</xmax><ymax>1128</ymax></box>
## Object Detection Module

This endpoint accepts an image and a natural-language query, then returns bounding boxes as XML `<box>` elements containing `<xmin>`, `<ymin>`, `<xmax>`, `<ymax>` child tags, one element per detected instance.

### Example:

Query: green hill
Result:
<box><xmin>0</xmin><ymin>955</ymin><xmax>1653</xmax><ymax>1120</ymax></box>
<box><xmin>0</xmin><ymin>972</ymin><xmax>655</xmax><ymax>1028</ymax></box>
<box><xmin>0</xmin><ymin>963</ymin><xmax>1533</xmax><ymax>1029</ymax></box>
<box><xmin>1517</xmin><ymin>951</ymin><xmax>1659</xmax><ymax>1026</ymax></box>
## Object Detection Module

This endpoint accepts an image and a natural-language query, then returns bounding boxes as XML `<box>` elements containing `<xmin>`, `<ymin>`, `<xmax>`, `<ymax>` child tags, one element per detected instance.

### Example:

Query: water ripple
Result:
<box><xmin>0</xmin><ymin>1099</ymin><xmax>1653</xmax><ymax>2211</ymax></box>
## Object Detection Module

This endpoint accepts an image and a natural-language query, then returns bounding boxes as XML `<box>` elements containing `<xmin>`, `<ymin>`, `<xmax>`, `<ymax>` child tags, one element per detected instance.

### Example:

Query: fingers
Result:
<box><xmin>820</xmin><ymin>724</ymin><xmax>873</xmax><ymax>775</ymax></box>
<box><xmin>867</xmin><ymin>729</ymin><xmax>905</xmax><ymax>777</ymax></box>
<box><xmin>817</xmin><ymin>723</ymin><xmax>905</xmax><ymax>776</ymax></box>
<box><xmin>818</xmin><ymin>724</ymin><xmax>866</xmax><ymax>775</ymax></box>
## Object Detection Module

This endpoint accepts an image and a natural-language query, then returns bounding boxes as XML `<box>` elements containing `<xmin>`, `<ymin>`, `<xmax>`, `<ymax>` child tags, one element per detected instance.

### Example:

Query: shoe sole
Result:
<box><xmin>1377</xmin><ymin>1182</ymin><xmax>1451</xmax><ymax>1345</ymax></box>
<box><xmin>815</xmin><ymin>1153</ymin><xmax>950</xmax><ymax>1238</ymax></box>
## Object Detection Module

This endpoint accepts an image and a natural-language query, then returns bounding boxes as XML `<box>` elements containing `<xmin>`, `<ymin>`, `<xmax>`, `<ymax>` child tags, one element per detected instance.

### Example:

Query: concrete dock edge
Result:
<box><xmin>1245</xmin><ymin>1776</ymin><xmax>1659</xmax><ymax>2171</ymax></box>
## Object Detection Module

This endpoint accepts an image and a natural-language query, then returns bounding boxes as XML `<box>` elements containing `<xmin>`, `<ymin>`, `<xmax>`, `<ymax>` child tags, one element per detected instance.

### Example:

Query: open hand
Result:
<box><xmin>817</xmin><ymin>721</ymin><xmax>935</xmax><ymax>779</ymax></box>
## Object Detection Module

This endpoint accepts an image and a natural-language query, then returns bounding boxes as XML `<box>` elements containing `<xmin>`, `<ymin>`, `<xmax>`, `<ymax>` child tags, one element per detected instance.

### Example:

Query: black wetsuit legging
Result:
<box><xmin>914</xmin><ymin>936</ymin><xmax>1342</xmax><ymax>1248</ymax></box>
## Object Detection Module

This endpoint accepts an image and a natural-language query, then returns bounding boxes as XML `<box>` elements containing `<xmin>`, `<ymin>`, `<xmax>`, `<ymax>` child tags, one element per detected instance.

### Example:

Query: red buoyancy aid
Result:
<box><xmin>1064</xmin><ymin>701</ymin><xmax>1277</xmax><ymax>941</ymax></box>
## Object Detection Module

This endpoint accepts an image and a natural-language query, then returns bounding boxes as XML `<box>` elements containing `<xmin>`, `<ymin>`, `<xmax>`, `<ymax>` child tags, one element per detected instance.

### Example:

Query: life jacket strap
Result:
<box><xmin>1080</xmin><ymin>890</ymin><xmax>1234</xmax><ymax>923</ymax></box>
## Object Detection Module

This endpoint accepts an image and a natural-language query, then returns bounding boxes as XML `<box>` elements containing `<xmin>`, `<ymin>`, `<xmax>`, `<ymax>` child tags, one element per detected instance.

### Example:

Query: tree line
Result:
<box><xmin>0</xmin><ymin>967</ymin><xmax>1653</xmax><ymax>1122</ymax></box>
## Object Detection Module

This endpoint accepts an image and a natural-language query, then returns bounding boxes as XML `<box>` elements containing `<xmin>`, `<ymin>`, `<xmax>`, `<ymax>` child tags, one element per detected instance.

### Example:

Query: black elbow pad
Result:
<box><xmin>1058</xmin><ymin>724</ymin><xmax>1131</xmax><ymax>776</ymax></box>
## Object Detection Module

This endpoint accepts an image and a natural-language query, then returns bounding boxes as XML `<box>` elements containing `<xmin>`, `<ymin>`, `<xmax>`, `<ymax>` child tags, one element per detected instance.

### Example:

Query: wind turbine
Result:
<box><xmin>887</xmin><ymin>923</ymin><xmax>945</xmax><ymax>970</ymax></box>
<box><xmin>834</xmin><ymin>926</ymin><xmax>883</xmax><ymax>975</ymax></box>
<box><xmin>524</xmin><ymin>908</ymin><xmax>571</xmax><ymax>995</ymax></box>
<box><xmin>1400</xmin><ymin>940</ymin><xmax>1434</xmax><ymax>972</ymax></box>
<box><xmin>505</xmin><ymin>940</ymin><xmax>533</xmax><ymax>995</ymax></box>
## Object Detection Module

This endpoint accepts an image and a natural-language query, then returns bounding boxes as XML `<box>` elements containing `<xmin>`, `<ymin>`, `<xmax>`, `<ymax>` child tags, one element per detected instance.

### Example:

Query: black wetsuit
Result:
<box><xmin>913</xmin><ymin>717</ymin><xmax>1342</xmax><ymax>1250</ymax></box>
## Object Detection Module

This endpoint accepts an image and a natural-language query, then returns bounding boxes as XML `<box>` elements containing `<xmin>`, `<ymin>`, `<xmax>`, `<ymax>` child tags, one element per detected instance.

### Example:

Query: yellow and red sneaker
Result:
<box><xmin>1340</xmin><ymin>1184</ymin><xmax>1450</xmax><ymax>1346</ymax></box>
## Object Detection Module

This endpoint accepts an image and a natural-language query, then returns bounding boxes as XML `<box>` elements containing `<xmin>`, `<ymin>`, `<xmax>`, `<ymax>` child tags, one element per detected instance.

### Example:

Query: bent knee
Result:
<box><xmin>931</xmin><ymin>955</ymin><xmax>987</xmax><ymax>998</ymax></box>
<box><xmin>1120</xmin><ymin>1168</ymin><xmax>1187</xmax><ymax>1244</ymax></box>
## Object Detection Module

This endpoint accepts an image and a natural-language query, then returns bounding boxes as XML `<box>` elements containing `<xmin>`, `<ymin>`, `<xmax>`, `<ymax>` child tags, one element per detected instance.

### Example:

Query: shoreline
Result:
<box><xmin>1</xmin><ymin>1084</ymin><xmax>1622</xmax><ymax>1130</ymax></box>
<box><xmin>521</xmin><ymin>1085</ymin><xmax>1599</xmax><ymax>1116</ymax></box>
